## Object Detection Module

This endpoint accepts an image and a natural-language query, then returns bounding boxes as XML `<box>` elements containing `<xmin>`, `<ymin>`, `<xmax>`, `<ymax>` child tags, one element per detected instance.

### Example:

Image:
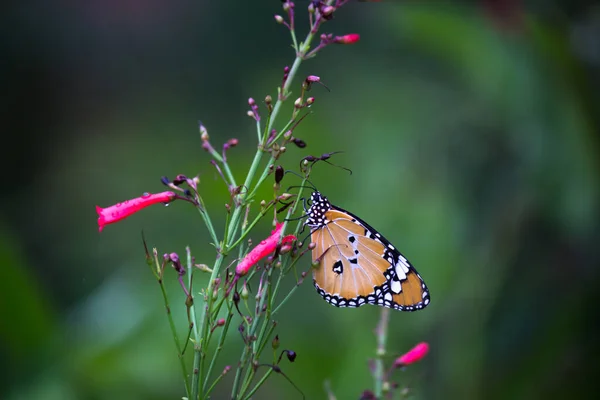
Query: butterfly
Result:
<box><xmin>304</xmin><ymin>191</ymin><xmax>430</xmax><ymax>311</ymax></box>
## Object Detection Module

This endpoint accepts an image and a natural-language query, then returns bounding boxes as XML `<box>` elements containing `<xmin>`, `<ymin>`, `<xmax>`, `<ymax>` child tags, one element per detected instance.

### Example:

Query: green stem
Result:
<box><xmin>237</xmin><ymin>276</ymin><xmax>272</xmax><ymax>398</ymax></box>
<box><xmin>187</xmin><ymin>250</ymin><xmax>202</xmax><ymax>400</ymax></box>
<box><xmin>203</xmin><ymin>311</ymin><xmax>234</xmax><ymax>394</ymax></box>
<box><xmin>158</xmin><ymin>280</ymin><xmax>191</xmax><ymax>397</ymax></box>
<box><xmin>196</xmin><ymin>203</ymin><xmax>220</xmax><ymax>246</ymax></box>
<box><xmin>225</xmin><ymin>149</ymin><xmax>264</xmax><ymax>249</ymax></box>
<box><xmin>373</xmin><ymin>307</ymin><xmax>390</xmax><ymax>399</ymax></box>
<box><xmin>195</xmin><ymin>255</ymin><xmax>224</xmax><ymax>398</ymax></box>
<box><xmin>204</xmin><ymin>141</ymin><xmax>238</xmax><ymax>188</ymax></box>
<box><xmin>243</xmin><ymin>369</ymin><xmax>274</xmax><ymax>400</ymax></box>
<box><xmin>227</xmin><ymin>202</ymin><xmax>274</xmax><ymax>251</ymax></box>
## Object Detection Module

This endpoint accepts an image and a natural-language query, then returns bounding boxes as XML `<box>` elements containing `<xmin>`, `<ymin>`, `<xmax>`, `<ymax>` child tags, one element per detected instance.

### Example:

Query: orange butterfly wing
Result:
<box><xmin>307</xmin><ymin>192</ymin><xmax>430</xmax><ymax>311</ymax></box>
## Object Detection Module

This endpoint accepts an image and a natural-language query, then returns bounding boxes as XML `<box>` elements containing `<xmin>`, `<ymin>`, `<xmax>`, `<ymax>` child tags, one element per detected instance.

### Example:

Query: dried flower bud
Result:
<box><xmin>292</xmin><ymin>138</ymin><xmax>306</xmax><ymax>148</ymax></box>
<box><xmin>272</xmin><ymin>334</ymin><xmax>280</xmax><ymax>349</ymax></box>
<box><xmin>275</xmin><ymin>165</ymin><xmax>284</xmax><ymax>184</ymax></box>
<box><xmin>173</xmin><ymin>174</ymin><xmax>187</xmax><ymax>185</ymax></box>
<box><xmin>285</xmin><ymin>350</ymin><xmax>296</xmax><ymax>362</ymax></box>
<box><xmin>360</xmin><ymin>390</ymin><xmax>376</xmax><ymax>400</ymax></box>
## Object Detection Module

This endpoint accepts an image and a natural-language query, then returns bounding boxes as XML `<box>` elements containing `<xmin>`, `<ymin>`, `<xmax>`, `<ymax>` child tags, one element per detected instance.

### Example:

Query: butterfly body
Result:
<box><xmin>305</xmin><ymin>191</ymin><xmax>430</xmax><ymax>311</ymax></box>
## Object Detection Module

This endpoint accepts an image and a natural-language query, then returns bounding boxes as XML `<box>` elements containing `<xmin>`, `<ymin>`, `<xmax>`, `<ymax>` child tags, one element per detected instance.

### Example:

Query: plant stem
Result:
<box><xmin>158</xmin><ymin>280</ymin><xmax>191</xmax><ymax>397</ymax></box>
<box><xmin>243</xmin><ymin>369</ymin><xmax>274</xmax><ymax>400</ymax></box>
<box><xmin>374</xmin><ymin>307</ymin><xmax>390</xmax><ymax>399</ymax></box>
<box><xmin>186</xmin><ymin>249</ymin><xmax>202</xmax><ymax>400</ymax></box>
<box><xmin>203</xmin><ymin>311</ymin><xmax>234</xmax><ymax>395</ymax></box>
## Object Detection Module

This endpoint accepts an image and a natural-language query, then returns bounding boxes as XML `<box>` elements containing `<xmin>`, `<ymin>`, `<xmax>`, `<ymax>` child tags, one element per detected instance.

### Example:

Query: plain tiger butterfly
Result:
<box><xmin>304</xmin><ymin>191</ymin><xmax>430</xmax><ymax>311</ymax></box>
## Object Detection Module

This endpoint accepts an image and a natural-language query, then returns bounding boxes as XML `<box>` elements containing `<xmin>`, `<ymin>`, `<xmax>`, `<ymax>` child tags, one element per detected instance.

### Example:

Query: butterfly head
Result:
<box><xmin>305</xmin><ymin>191</ymin><xmax>331</xmax><ymax>228</ymax></box>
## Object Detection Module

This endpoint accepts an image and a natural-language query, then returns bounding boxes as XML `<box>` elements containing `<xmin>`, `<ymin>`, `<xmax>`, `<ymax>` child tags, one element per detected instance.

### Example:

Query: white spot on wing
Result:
<box><xmin>391</xmin><ymin>280</ymin><xmax>402</xmax><ymax>294</ymax></box>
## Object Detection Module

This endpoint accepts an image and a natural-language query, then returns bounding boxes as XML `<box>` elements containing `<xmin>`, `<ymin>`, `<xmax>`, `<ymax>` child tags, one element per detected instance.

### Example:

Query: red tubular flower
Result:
<box><xmin>393</xmin><ymin>342</ymin><xmax>429</xmax><ymax>368</ymax></box>
<box><xmin>334</xmin><ymin>33</ymin><xmax>360</xmax><ymax>44</ymax></box>
<box><xmin>96</xmin><ymin>191</ymin><xmax>177</xmax><ymax>232</ymax></box>
<box><xmin>235</xmin><ymin>223</ymin><xmax>296</xmax><ymax>276</ymax></box>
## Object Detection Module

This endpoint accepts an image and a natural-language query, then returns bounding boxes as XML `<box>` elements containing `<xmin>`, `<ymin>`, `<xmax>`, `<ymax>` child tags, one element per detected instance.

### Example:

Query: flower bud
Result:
<box><xmin>199</xmin><ymin>123</ymin><xmax>209</xmax><ymax>141</ymax></box>
<box><xmin>321</xmin><ymin>5</ymin><xmax>335</xmax><ymax>17</ymax></box>
<box><xmin>393</xmin><ymin>342</ymin><xmax>429</xmax><ymax>368</ymax></box>
<box><xmin>272</xmin><ymin>334</ymin><xmax>280</xmax><ymax>349</ymax></box>
<box><xmin>275</xmin><ymin>165</ymin><xmax>284</xmax><ymax>184</ymax></box>
<box><xmin>280</xmin><ymin>244</ymin><xmax>293</xmax><ymax>254</ymax></box>
<box><xmin>278</xmin><ymin>193</ymin><xmax>293</xmax><ymax>201</ymax></box>
<box><xmin>335</xmin><ymin>33</ymin><xmax>360</xmax><ymax>45</ymax></box>
<box><xmin>292</xmin><ymin>138</ymin><xmax>306</xmax><ymax>148</ymax></box>
<box><xmin>285</xmin><ymin>350</ymin><xmax>296</xmax><ymax>362</ymax></box>
<box><xmin>241</xmin><ymin>281</ymin><xmax>250</xmax><ymax>299</ymax></box>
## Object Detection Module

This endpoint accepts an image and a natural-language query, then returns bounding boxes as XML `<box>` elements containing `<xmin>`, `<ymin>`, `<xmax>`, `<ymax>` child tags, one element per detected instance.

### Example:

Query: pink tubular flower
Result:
<box><xmin>334</xmin><ymin>33</ymin><xmax>360</xmax><ymax>44</ymax></box>
<box><xmin>393</xmin><ymin>342</ymin><xmax>429</xmax><ymax>368</ymax></box>
<box><xmin>235</xmin><ymin>223</ymin><xmax>296</xmax><ymax>276</ymax></box>
<box><xmin>96</xmin><ymin>191</ymin><xmax>177</xmax><ymax>232</ymax></box>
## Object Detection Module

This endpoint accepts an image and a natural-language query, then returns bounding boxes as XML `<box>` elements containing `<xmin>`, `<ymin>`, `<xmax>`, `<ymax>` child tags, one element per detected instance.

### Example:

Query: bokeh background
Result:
<box><xmin>2</xmin><ymin>0</ymin><xmax>599</xmax><ymax>399</ymax></box>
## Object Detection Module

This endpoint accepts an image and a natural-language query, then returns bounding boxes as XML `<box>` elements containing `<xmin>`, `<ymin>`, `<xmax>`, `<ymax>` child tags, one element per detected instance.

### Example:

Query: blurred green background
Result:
<box><xmin>2</xmin><ymin>0</ymin><xmax>599</xmax><ymax>399</ymax></box>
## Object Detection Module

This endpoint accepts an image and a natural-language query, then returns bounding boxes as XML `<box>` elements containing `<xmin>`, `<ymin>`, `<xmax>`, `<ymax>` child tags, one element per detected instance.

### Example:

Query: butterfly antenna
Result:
<box><xmin>284</xmin><ymin>170</ymin><xmax>318</xmax><ymax>192</ymax></box>
<box><xmin>315</xmin><ymin>151</ymin><xmax>351</xmax><ymax>175</ymax></box>
<box><xmin>322</xmin><ymin>159</ymin><xmax>352</xmax><ymax>175</ymax></box>
<box><xmin>284</xmin><ymin>212</ymin><xmax>309</xmax><ymax>222</ymax></box>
